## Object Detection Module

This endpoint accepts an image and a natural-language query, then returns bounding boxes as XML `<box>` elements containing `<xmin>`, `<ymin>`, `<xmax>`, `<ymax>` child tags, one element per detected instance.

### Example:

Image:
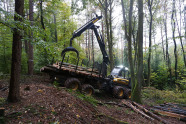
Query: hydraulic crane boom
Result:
<box><xmin>62</xmin><ymin>15</ymin><xmax>109</xmax><ymax>77</ymax></box>
<box><xmin>70</xmin><ymin>15</ymin><xmax>102</xmax><ymax>44</ymax></box>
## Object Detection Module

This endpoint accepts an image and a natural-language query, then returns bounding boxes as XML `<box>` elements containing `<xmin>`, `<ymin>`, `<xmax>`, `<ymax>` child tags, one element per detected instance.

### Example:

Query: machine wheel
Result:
<box><xmin>123</xmin><ymin>87</ymin><xmax>131</xmax><ymax>99</ymax></box>
<box><xmin>81</xmin><ymin>84</ymin><xmax>95</xmax><ymax>96</ymax></box>
<box><xmin>64</xmin><ymin>78</ymin><xmax>81</xmax><ymax>91</ymax></box>
<box><xmin>112</xmin><ymin>86</ymin><xmax>125</xmax><ymax>99</ymax></box>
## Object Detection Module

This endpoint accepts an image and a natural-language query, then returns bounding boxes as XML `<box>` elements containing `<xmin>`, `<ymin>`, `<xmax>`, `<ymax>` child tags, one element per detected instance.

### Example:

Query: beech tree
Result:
<box><xmin>163</xmin><ymin>0</ymin><xmax>172</xmax><ymax>83</ymax></box>
<box><xmin>171</xmin><ymin>0</ymin><xmax>178</xmax><ymax>80</ymax></box>
<box><xmin>135</xmin><ymin>0</ymin><xmax>143</xmax><ymax>103</ymax></box>
<box><xmin>146</xmin><ymin>0</ymin><xmax>159</xmax><ymax>86</ymax></box>
<box><xmin>8</xmin><ymin>0</ymin><xmax>24</xmax><ymax>102</ymax></box>
<box><xmin>147</xmin><ymin>0</ymin><xmax>153</xmax><ymax>86</ymax></box>
<box><xmin>28</xmin><ymin>0</ymin><xmax>34</xmax><ymax>75</ymax></box>
<box><xmin>175</xmin><ymin>0</ymin><xmax>186</xmax><ymax>67</ymax></box>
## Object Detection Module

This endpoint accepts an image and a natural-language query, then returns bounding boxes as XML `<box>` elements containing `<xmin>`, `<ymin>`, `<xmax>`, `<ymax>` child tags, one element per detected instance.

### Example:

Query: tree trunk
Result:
<box><xmin>8</xmin><ymin>0</ymin><xmax>24</xmax><ymax>102</ymax></box>
<box><xmin>108</xmin><ymin>0</ymin><xmax>114</xmax><ymax>71</ymax></box>
<box><xmin>164</xmin><ymin>1</ymin><xmax>172</xmax><ymax>83</ymax></box>
<box><xmin>40</xmin><ymin>0</ymin><xmax>45</xmax><ymax>30</ymax></box>
<box><xmin>171</xmin><ymin>0</ymin><xmax>178</xmax><ymax>80</ymax></box>
<box><xmin>28</xmin><ymin>0</ymin><xmax>34</xmax><ymax>75</ymax></box>
<box><xmin>40</xmin><ymin>0</ymin><xmax>48</xmax><ymax>64</ymax></box>
<box><xmin>24</xmin><ymin>10</ymin><xmax>28</xmax><ymax>55</ymax></box>
<box><xmin>121</xmin><ymin>0</ymin><xmax>129</xmax><ymax>68</ymax></box>
<box><xmin>147</xmin><ymin>0</ymin><xmax>153</xmax><ymax>86</ymax></box>
<box><xmin>86</xmin><ymin>30</ymin><xmax>88</xmax><ymax>59</ymax></box>
<box><xmin>88</xmin><ymin>27</ymin><xmax>91</xmax><ymax>62</ymax></box>
<box><xmin>134</xmin><ymin>0</ymin><xmax>143</xmax><ymax>103</ymax></box>
<box><xmin>128</xmin><ymin>0</ymin><xmax>136</xmax><ymax>101</ymax></box>
<box><xmin>92</xmin><ymin>29</ymin><xmax>94</xmax><ymax>64</ymax></box>
<box><xmin>132</xmin><ymin>19</ymin><xmax>137</xmax><ymax>71</ymax></box>
<box><xmin>161</xmin><ymin>25</ymin><xmax>165</xmax><ymax>61</ymax></box>
<box><xmin>185</xmin><ymin>6</ymin><xmax>186</xmax><ymax>43</ymax></box>
<box><xmin>104</xmin><ymin>0</ymin><xmax>111</xmax><ymax>71</ymax></box>
<box><xmin>121</xmin><ymin>0</ymin><xmax>128</xmax><ymax>40</ymax></box>
<box><xmin>175</xmin><ymin>0</ymin><xmax>186</xmax><ymax>67</ymax></box>
<box><xmin>54</xmin><ymin>13</ymin><xmax>58</xmax><ymax>42</ymax></box>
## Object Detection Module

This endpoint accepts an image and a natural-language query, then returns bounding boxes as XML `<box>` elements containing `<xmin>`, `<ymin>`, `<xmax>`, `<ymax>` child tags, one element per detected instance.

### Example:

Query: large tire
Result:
<box><xmin>64</xmin><ymin>78</ymin><xmax>81</xmax><ymax>91</ymax></box>
<box><xmin>81</xmin><ymin>84</ymin><xmax>95</xmax><ymax>96</ymax></box>
<box><xmin>112</xmin><ymin>86</ymin><xmax>125</xmax><ymax>99</ymax></box>
<box><xmin>123</xmin><ymin>87</ymin><xmax>131</xmax><ymax>99</ymax></box>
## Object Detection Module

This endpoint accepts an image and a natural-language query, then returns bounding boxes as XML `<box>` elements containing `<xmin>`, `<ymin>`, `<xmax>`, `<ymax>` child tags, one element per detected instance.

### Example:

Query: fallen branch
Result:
<box><xmin>104</xmin><ymin>101</ymin><xmax>127</xmax><ymax>107</ymax></box>
<box><xmin>122</xmin><ymin>100</ymin><xmax>154</xmax><ymax>121</ymax></box>
<box><xmin>132</xmin><ymin>102</ymin><xmax>168</xmax><ymax>124</ymax></box>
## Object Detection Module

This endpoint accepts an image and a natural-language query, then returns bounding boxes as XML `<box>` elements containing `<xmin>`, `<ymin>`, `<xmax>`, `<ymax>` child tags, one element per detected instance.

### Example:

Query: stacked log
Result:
<box><xmin>121</xmin><ymin>100</ymin><xmax>186</xmax><ymax>123</ymax></box>
<box><xmin>41</xmin><ymin>63</ymin><xmax>102</xmax><ymax>78</ymax></box>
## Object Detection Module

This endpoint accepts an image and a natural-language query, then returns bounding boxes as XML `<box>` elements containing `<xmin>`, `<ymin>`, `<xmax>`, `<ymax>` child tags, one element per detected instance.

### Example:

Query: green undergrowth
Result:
<box><xmin>66</xmin><ymin>89</ymin><xmax>99</xmax><ymax>107</ymax></box>
<box><xmin>0</xmin><ymin>98</ymin><xmax>5</xmax><ymax>107</ymax></box>
<box><xmin>142</xmin><ymin>87</ymin><xmax>186</xmax><ymax>106</ymax></box>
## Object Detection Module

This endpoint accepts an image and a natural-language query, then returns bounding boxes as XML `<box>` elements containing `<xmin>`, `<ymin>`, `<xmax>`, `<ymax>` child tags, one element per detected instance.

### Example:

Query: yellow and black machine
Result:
<box><xmin>41</xmin><ymin>14</ymin><xmax>131</xmax><ymax>99</ymax></box>
<box><xmin>110</xmin><ymin>66</ymin><xmax>131</xmax><ymax>99</ymax></box>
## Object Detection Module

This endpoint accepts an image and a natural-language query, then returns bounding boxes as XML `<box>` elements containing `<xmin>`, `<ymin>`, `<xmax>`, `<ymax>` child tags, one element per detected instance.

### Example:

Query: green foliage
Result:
<box><xmin>76</xmin><ymin>92</ymin><xmax>99</xmax><ymax>107</ymax></box>
<box><xmin>142</xmin><ymin>87</ymin><xmax>186</xmax><ymax>106</ymax></box>
<box><xmin>21</xmin><ymin>51</ymin><xmax>28</xmax><ymax>74</ymax></box>
<box><xmin>67</xmin><ymin>89</ymin><xmax>99</xmax><ymax>106</ymax></box>
<box><xmin>150</xmin><ymin>63</ymin><xmax>169</xmax><ymax>90</ymax></box>
<box><xmin>143</xmin><ymin>45</ymin><xmax>185</xmax><ymax>90</ymax></box>
<box><xmin>176</xmin><ymin>69</ymin><xmax>186</xmax><ymax>92</ymax></box>
<box><xmin>0</xmin><ymin>25</ymin><xmax>12</xmax><ymax>74</ymax></box>
<box><xmin>71</xmin><ymin>0</ymin><xmax>88</xmax><ymax>14</ymax></box>
<box><xmin>31</xmin><ymin>1</ymin><xmax>86</xmax><ymax>71</ymax></box>
<box><xmin>0</xmin><ymin>98</ymin><xmax>5</xmax><ymax>107</ymax></box>
<box><xmin>0</xmin><ymin>0</ymin><xmax>87</xmax><ymax>74</ymax></box>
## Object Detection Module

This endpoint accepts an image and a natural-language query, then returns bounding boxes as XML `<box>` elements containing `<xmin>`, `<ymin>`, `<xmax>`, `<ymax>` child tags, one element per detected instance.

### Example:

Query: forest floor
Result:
<box><xmin>0</xmin><ymin>75</ymin><xmax>185</xmax><ymax>124</ymax></box>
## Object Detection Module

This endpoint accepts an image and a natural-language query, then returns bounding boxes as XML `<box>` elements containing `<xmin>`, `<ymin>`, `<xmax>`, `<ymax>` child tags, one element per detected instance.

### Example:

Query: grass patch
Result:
<box><xmin>76</xmin><ymin>92</ymin><xmax>99</xmax><ymax>106</ymax></box>
<box><xmin>142</xmin><ymin>87</ymin><xmax>186</xmax><ymax>106</ymax></box>
<box><xmin>66</xmin><ymin>89</ymin><xmax>99</xmax><ymax>106</ymax></box>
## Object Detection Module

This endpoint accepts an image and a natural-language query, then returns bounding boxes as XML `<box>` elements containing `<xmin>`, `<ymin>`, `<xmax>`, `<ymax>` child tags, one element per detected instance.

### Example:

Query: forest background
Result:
<box><xmin>0</xmin><ymin>0</ymin><xmax>185</xmax><ymax>102</ymax></box>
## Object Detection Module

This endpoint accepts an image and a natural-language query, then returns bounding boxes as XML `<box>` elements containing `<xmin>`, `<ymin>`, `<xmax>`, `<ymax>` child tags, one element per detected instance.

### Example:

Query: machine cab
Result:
<box><xmin>110</xmin><ymin>66</ymin><xmax>131</xmax><ymax>88</ymax></box>
<box><xmin>111</xmin><ymin>66</ymin><xmax>129</xmax><ymax>79</ymax></box>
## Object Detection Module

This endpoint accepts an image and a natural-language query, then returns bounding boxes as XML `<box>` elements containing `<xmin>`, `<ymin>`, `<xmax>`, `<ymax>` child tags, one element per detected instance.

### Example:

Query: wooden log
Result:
<box><xmin>132</xmin><ymin>102</ymin><xmax>168</xmax><ymax>124</ymax></box>
<box><xmin>154</xmin><ymin>105</ymin><xmax>186</xmax><ymax>115</ymax></box>
<box><xmin>42</xmin><ymin>64</ymin><xmax>101</xmax><ymax>78</ymax></box>
<box><xmin>122</xmin><ymin>100</ymin><xmax>154</xmax><ymax>121</ymax></box>
<box><xmin>152</xmin><ymin>108</ymin><xmax>186</xmax><ymax>119</ymax></box>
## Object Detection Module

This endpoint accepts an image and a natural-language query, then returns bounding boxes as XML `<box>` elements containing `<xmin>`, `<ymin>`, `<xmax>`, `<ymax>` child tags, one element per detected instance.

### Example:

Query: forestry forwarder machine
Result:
<box><xmin>40</xmin><ymin>14</ymin><xmax>131</xmax><ymax>99</ymax></box>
